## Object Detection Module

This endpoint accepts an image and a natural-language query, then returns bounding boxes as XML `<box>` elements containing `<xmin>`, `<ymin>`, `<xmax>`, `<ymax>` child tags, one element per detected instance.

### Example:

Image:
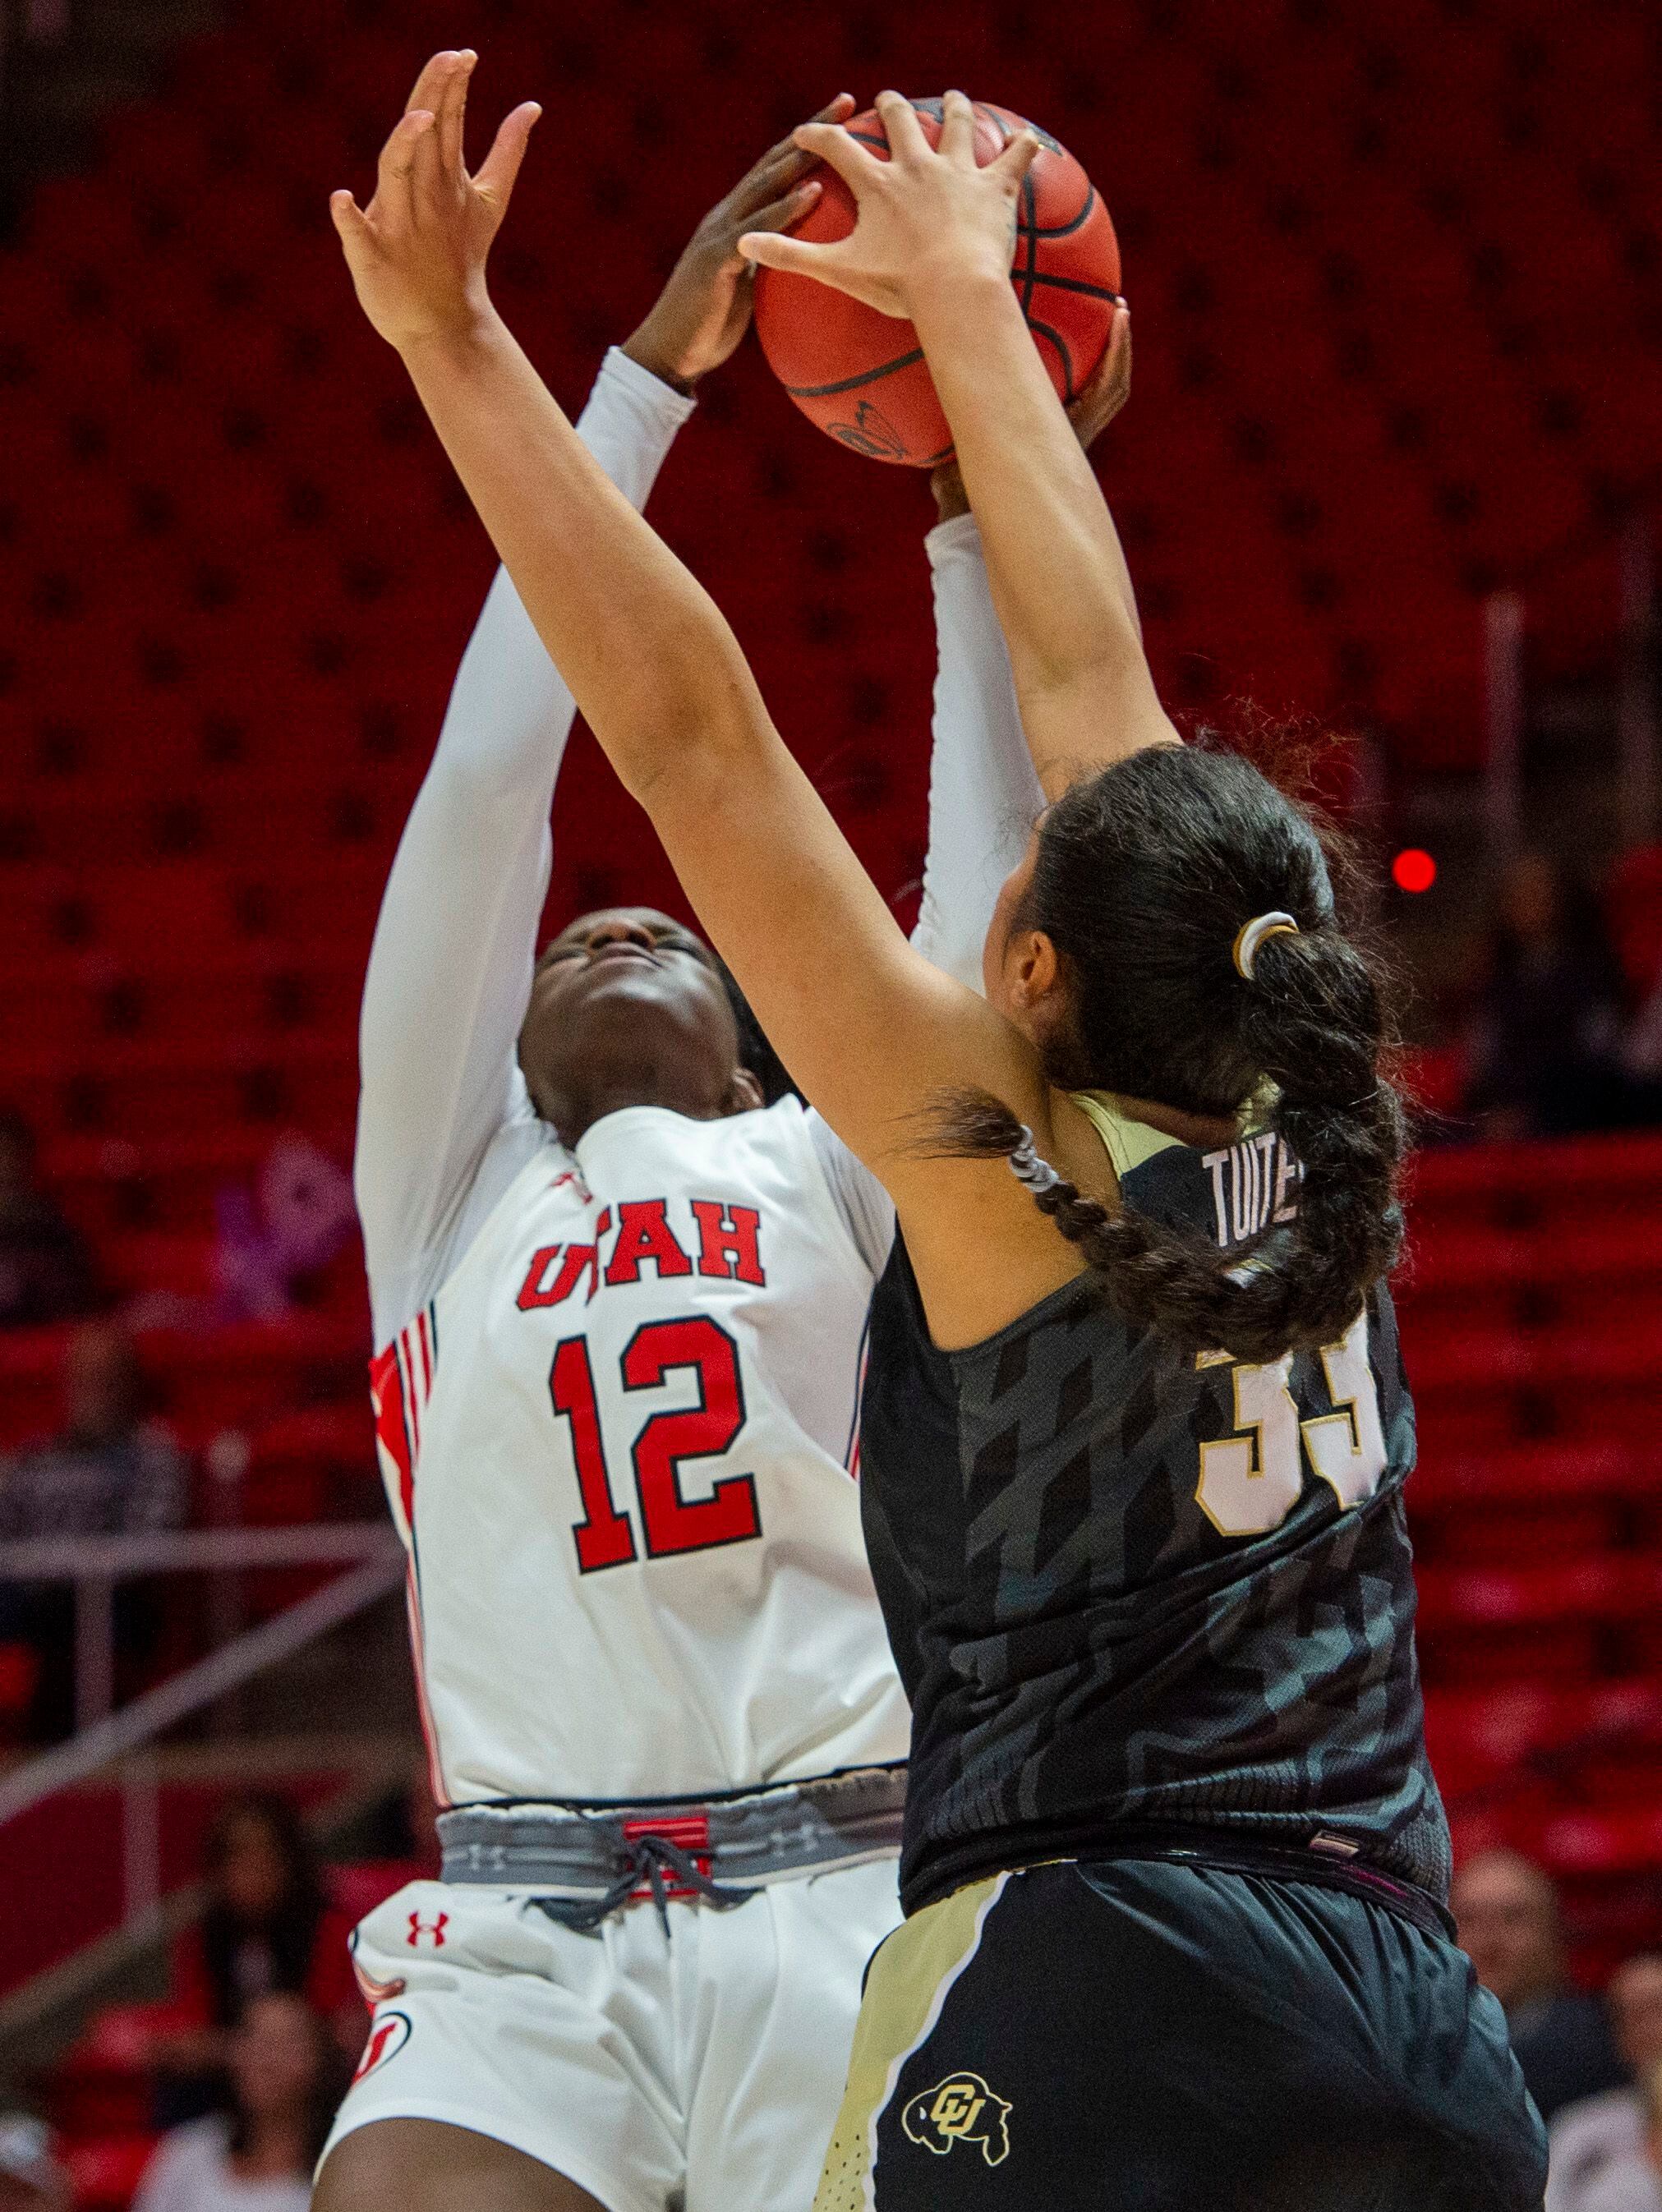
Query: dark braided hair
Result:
<box><xmin>932</xmin><ymin>743</ymin><xmax>1405</xmax><ymax>1364</ymax></box>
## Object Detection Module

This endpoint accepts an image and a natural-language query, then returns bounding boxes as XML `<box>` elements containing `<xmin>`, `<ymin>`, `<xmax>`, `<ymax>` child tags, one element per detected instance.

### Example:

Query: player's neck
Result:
<box><xmin>546</xmin><ymin>1074</ymin><xmax>736</xmax><ymax>1149</ymax></box>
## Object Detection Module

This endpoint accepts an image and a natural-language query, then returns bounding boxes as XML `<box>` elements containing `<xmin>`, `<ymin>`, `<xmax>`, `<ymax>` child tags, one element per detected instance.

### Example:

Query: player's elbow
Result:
<box><xmin>605</xmin><ymin>637</ymin><xmax>772</xmax><ymax>809</ymax></box>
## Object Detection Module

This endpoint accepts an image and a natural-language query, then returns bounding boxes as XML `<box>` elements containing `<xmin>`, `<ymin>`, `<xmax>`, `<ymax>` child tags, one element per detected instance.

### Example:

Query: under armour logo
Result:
<box><xmin>902</xmin><ymin>2072</ymin><xmax>1012</xmax><ymax>2168</ymax></box>
<box><xmin>406</xmin><ymin>1910</ymin><xmax>449</xmax><ymax>1949</ymax></box>
<box><xmin>826</xmin><ymin>401</ymin><xmax>910</xmax><ymax>462</ymax></box>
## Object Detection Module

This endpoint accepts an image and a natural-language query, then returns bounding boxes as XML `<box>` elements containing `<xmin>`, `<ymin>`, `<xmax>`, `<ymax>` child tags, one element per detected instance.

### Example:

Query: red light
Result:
<box><xmin>1392</xmin><ymin>848</ymin><xmax>1437</xmax><ymax>894</ymax></box>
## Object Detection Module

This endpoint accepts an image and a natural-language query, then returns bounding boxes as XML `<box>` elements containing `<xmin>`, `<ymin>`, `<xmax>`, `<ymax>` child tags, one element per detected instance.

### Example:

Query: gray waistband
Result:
<box><xmin>437</xmin><ymin>1764</ymin><xmax>908</xmax><ymax>1897</ymax></box>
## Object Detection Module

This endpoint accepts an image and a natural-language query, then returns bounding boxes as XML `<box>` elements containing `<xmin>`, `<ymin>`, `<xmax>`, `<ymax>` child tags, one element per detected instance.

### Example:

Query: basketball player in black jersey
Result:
<box><xmin>334</xmin><ymin>64</ymin><xmax>1547</xmax><ymax>2212</ymax></box>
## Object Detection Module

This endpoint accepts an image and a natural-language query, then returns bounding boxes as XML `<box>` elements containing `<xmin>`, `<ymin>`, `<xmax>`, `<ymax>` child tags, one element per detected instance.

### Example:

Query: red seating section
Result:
<box><xmin>40</xmin><ymin>1859</ymin><xmax>427</xmax><ymax>2204</ymax></box>
<box><xmin>1403</xmin><ymin>1134</ymin><xmax>1662</xmax><ymax>1977</ymax></box>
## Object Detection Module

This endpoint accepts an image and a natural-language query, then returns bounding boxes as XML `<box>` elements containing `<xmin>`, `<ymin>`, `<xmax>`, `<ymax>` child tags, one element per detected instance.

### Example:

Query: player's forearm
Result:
<box><xmin>912</xmin><ymin>516</ymin><xmax>1043</xmax><ymax>991</ymax></box>
<box><xmin>398</xmin><ymin>310</ymin><xmax>765</xmax><ymax>802</ymax></box>
<box><xmin>909</xmin><ymin>270</ymin><xmax>1173</xmax><ymax>788</ymax></box>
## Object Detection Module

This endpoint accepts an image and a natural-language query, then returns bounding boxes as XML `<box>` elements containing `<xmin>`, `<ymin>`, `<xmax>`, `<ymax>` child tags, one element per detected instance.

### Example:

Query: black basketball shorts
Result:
<box><xmin>812</xmin><ymin>1854</ymin><xmax>1547</xmax><ymax>2212</ymax></box>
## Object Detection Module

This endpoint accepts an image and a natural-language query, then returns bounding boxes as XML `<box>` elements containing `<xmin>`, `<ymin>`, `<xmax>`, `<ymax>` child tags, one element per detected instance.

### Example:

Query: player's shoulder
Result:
<box><xmin>682</xmin><ymin>1092</ymin><xmax>813</xmax><ymax>1162</ymax></box>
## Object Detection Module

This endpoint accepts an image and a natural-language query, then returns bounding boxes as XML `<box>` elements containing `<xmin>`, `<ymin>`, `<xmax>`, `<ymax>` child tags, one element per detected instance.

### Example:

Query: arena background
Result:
<box><xmin>0</xmin><ymin>0</ymin><xmax>1659</xmax><ymax>2202</ymax></box>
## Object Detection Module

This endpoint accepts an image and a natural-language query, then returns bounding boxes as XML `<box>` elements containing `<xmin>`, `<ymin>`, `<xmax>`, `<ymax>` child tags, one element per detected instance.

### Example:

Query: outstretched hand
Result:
<box><xmin>932</xmin><ymin>303</ymin><xmax>1130</xmax><ymax>521</ymax></box>
<box><xmin>623</xmin><ymin>94</ymin><xmax>855</xmax><ymax>392</ymax></box>
<box><xmin>738</xmin><ymin>89</ymin><xmax>1041</xmax><ymax>319</ymax></box>
<box><xmin>330</xmin><ymin>49</ymin><xmax>540</xmax><ymax>352</ymax></box>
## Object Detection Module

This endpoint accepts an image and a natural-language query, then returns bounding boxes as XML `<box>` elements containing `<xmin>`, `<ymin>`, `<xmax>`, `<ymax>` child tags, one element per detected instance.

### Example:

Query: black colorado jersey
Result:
<box><xmin>860</xmin><ymin>1099</ymin><xmax>1448</xmax><ymax>1917</ymax></box>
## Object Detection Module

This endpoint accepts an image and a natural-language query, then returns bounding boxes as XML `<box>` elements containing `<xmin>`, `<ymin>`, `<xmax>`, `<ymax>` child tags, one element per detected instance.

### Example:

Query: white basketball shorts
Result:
<box><xmin>320</xmin><ymin>1860</ymin><xmax>902</xmax><ymax>2212</ymax></box>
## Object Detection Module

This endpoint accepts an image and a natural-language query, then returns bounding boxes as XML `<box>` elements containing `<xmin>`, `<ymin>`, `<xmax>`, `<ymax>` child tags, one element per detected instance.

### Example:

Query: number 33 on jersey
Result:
<box><xmin>1195</xmin><ymin>1310</ymin><xmax>1389</xmax><ymax>1538</ymax></box>
<box><xmin>366</xmin><ymin>1101</ymin><xmax>910</xmax><ymax>1811</ymax></box>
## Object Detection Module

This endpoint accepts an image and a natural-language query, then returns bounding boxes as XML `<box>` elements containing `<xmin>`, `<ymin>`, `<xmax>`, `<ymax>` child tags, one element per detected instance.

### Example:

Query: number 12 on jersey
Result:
<box><xmin>1195</xmin><ymin>1309</ymin><xmax>1388</xmax><ymax>1538</ymax></box>
<box><xmin>550</xmin><ymin>1316</ymin><xmax>762</xmax><ymax>1571</ymax></box>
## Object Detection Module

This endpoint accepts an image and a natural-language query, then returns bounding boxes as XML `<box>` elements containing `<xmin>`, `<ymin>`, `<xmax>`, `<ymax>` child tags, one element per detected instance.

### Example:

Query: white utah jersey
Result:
<box><xmin>370</xmin><ymin>1098</ymin><xmax>909</xmax><ymax>1807</ymax></box>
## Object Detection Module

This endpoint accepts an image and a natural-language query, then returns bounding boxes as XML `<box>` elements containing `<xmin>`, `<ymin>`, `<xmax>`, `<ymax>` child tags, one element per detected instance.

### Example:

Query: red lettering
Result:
<box><xmin>690</xmin><ymin>1201</ymin><xmax>765</xmax><ymax>1285</ymax></box>
<box><xmin>551</xmin><ymin>1337</ymin><xmax>638</xmax><ymax>1571</ymax></box>
<box><xmin>517</xmin><ymin>1245</ymin><xmax>564</xmax><ymax>1308</ymax></box>
<box><xmin>516</xmin><ymin>1210</ymin><xmax>612</xmax><ymax>1310</ymax></box>
<box><xmin>623</xmin><ymin>1317</ymin><xmax>759</xmax><ymax>1554</ymax></box>
<box><xmin>604</xmin><ymin>1198</ymin><xmax>693</xmax><ymax>1286</ymax></box>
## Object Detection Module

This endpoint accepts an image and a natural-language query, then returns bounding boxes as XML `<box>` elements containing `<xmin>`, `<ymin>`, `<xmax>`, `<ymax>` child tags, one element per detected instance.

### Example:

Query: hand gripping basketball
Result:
<box><xmin>622</xmin><ymin>94</ymin><xmax>857</xmax><ymax>392</ymax></box>
<box><xmin>330</xmin><ymin>49</ymin><xmax>541</xmax><ymax>353</ymax></box>
<box><xmin>738</xmin><ymin>90</ymin><xmax>1042</xmax><ymax>318</ymax></box>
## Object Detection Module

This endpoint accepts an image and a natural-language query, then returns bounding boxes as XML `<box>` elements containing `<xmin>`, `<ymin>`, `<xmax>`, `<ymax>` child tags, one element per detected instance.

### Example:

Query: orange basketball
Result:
<box><xmin>753</xmin><ymin>97</ymin><xmax>1121</xmax><ymax>467</ymax></box>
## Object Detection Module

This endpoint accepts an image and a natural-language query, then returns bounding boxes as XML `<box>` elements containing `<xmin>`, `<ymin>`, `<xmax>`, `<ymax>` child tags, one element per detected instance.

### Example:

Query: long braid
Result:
<box><xmin>930</xmin><ymin>745</ymin><xmax>1406</xmax><ymax>1364</ymax></box>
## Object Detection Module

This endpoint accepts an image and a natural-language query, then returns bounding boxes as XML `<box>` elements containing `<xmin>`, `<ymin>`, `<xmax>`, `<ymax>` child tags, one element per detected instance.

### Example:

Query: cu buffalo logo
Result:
<box><xmin>352</xmin><ymin>2010</ymin><xmax>412</xmax><ymax>2084</ymax></box>
<box><xmin>902</xmin><ymin>2072</ymin><xmax>1012</xmax><ymax>2168</ymax></box>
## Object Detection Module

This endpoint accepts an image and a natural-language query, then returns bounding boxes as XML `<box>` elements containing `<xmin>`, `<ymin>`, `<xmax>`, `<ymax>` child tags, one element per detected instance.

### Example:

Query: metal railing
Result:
<box><xmin>0</xmin><ymin>1525</ymin><xmax>403</xmax><ymax>1933</ymax></box>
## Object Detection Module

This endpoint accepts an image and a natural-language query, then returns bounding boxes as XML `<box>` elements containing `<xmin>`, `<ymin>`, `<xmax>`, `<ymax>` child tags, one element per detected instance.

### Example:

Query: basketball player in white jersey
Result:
<box><xmin>315</xmin><ymin>71</ymin><xmax>1122</xmax><ymax>2212</ymax></box>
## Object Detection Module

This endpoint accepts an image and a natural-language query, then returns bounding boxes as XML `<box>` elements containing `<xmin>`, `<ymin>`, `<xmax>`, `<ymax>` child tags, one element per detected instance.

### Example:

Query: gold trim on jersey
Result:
<box><xmin>812</xmin><ymin>1873</ymin><xmax>1008</xmax><ymax>2212</ymax></box>
<box><xmin>1069</xmin><ymin>1090</ymin><xmax>1185</xmax><ymax>1182</ymax></box>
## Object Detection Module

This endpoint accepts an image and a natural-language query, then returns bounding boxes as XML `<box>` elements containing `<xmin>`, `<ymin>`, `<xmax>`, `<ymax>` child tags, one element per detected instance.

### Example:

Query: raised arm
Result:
<box><xmin>914</xmin><ymin>342</ymin><xmax>1135</xmax><ymax>983</ymax></box>
<box><xmin>742</xmin><ymin>97</ymin><xmax>1177</xmax><ymax>796</ymax></box>
<box><xmin>353</xmin><ymin>102</ymin><xmax>835</xmax><ymax>1344</ymax></box>
<box><xmin>353</xmin><ymin>353</ymin><xmax>693</xmax><ymax>1345</ymax></box>
<box><xmin>332</xmin><ymin>57</ymin><xmax>1045</xmax><ymax>1179</ymax></box>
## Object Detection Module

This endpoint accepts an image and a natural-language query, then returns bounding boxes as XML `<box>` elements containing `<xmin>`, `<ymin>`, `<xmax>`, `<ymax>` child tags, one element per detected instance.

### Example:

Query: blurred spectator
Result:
<box><xmin>131</xmin><ymin>1135</ymin><xmax>357</xmax><ymax>1332</ymax></box>
<box><xmin>1550</xmin><ymin>1957</ymin><xmax>1662</xmax><ymax>2212</ymax></box>
<box><xmin>0</xmin><ymin>2114</ymin><xmax>70</xmax><ymax>2211</ymax></box>
<box><xmin>1462</xmin><ymin>852</ymin><xmax>1631</xmax><ymax>1138</ymax></box>
<box><xmin>133</xmin><ymin>1994</ymin><xmax>348</xmax><ymax>2212</ymax></box>
<box><xmin>1572</xmin><ymin>2058</ymin><xmax>1662</xmax><ymax>2212</ymax></box>
<box><xmin>1623</xmin><ymin>965</ymin><xmax>1662</xmax><ymax>1115</ymax></box>
<box><xmin>154</xmin><ymin>1793</ymin><xmax>358</xmax><ymax>2127</ymax></box>
<box><xmin>0</xmin><ymin>1107</ymin><xmax>96</xmax><ymax>1330</ymax></box>
<box><xmin>1451</xmin><ymin>1849</ymin><xmax>1627</xmax><ymax>2124</ymax></box>
<box><xmin>0</xmin><ymin>1323</ymin><xmax>186</xmax><ymax>1739</ymax></box>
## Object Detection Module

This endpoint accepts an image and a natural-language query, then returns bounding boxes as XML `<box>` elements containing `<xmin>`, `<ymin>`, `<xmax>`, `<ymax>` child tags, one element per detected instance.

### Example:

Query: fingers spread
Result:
<box><xmin>790</xmin><ymin>119</ymin><xmax>881</xmax><ymax>191</ymax></box>
<box><xmin>989</xmin><ymin>127</ymin><xmax>1043</xmax><ymax>187</ymax></box>
<box><xmin>937</xmin><ymin>89</ymin><xmax>976</xmax><ymax>161</ymax></box>
<box><xmin>377</xmin><ymin>107</ymin><xmax>436</xmax><ymax>225</ymax></box>
<box><xmin>762</xmin><ymin>92</ymin><xmax>856</xmax><ymax>172</ymax></box>
<box><xmin>737</xmin><ymin>93</ymin><xmax>854</xmax><ymax>210</ymax></box>
<box><xmin>436</xmin><ymin>48</ymin><xmax>476</xmax><ymax>179</ymax></box>
<box><xmin>473</xmin><ymin>100</ymin><xmax>541</xmax><ymax>209</ymax></box>
<box><xmin>405</xmin><ymin>50</ymin><xmax>457</xmax><ymax>119</ymax></box>
<box><xmin>737</xmin><ymin>229</ymin><xmax>836</xmax><ymax>275</ymax></box>
<box><xmin>329</xmin><ymin>188</ymin><xmax>369</xmax><ymax>246</ymax></box>
<box><xmin>740</xmin><ymin>178</ymin><xmax>822</xmax><ymax>240</ymax></box>
<box><xmin>874</xmin><ymin>90</ymin><xmax>929</xmax><ymax>163</ymax></box>
<box><xmin>407</xmin><ymin>90</ymin><xmax>450</xmax><ymax>210</ymax></box>
<box><xmin>726</xmin><ymin>143</ymin><xmax>817</xmax><ymax>224</ymax></box>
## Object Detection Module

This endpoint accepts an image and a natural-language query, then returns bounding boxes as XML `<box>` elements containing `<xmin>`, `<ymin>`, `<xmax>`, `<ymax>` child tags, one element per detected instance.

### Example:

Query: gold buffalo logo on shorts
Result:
<box><xmin>901</xmin><ymin>2072</ymin><xmax>1012</xmax><ymax>2167</ymax></box>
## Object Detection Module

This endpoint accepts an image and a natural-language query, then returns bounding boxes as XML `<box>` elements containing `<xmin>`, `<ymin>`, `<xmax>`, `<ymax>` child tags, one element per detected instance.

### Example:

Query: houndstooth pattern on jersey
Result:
<box><xmin>860</xmin><ymin>1141</ymin><xmax>1450</xmax><ymax>1918</ymax></box>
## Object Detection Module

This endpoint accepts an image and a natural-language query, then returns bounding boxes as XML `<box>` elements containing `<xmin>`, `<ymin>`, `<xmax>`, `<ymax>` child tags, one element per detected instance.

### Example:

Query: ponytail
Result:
<box><xmin>932</xmin><ymin>745</ymin><xmax>1406</xmax><ymax>1363</ymax></box>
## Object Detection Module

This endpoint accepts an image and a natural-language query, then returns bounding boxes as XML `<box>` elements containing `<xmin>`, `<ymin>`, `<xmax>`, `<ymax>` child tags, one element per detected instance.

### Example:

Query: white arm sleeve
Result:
<box><xmin>355</xmin><ymin>347</ymin><xmax>696</xmax><ymax>1347</ymax></box>
<box><xmin>808</xmin><ymin>512</ymin><xmax>1042</xmax><ymax>1277</ymax></box>
<box><xmin>912</xmin><ymin>512</ymin><xmax>1047</xmax><ymax>991</ymax></box>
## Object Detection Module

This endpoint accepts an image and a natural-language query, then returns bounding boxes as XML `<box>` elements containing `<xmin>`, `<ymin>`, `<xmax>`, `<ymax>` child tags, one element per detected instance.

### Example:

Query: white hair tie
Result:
<box><xmin>1232</xmin><ymin>911</ymin><xmax>1299</xmax><ymax>982</ymax></box>
<box><xmin>1007</xmin><ymin>1127</ymin><xmax>1062</xmax><ymax>1195</ymax></box>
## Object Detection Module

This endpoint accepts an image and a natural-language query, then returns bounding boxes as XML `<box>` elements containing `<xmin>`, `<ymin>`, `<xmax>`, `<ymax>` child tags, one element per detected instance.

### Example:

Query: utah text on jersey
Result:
<box><xmin>366</xmin><ymin>1101</ymin><xmax>909</xmax><ymax>1810</ymax></box>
